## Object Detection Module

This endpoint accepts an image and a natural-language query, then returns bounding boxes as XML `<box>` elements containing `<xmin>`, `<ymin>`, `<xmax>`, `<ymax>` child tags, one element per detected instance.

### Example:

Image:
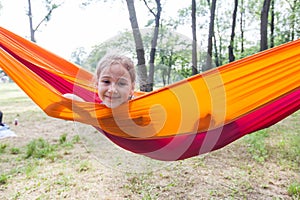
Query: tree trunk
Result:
<box><xmin>240</xmin><ymin>0</ymin><xmax>244</xmax><ymax>53</ymax></box>
<box><xmin>162</xmin><ymin>68</ymin><xmax>166</xmax><ymax>86</ymax></box>
<box><xmin>205</xmin><ymin>0</ymin><xmax>217</xmax><ymax>71</ymax></box>
<box><xmin>191</xmin><ymin>0</ymin><xmax>198</xmax><ymax>75</ymax></box>
<box><xmin>126</xmin><ymin>0</ymin><xmax>148</xmax><ymax>91</ymax></box>
<box><xmin>260</xmin><ymin>0</ymin><xmax>271</xmax><ymax>51</ymax></box>
<box><xmin>270</xmin><ymin>0</ymin><xmax>275</xmax><ymax>48</ymax></box>
<box><xmin>145</xmin><ymin>0</ymin><xmax>162</xmax><ymax>92</ymax></box>
<box><xmin>213</xmin><ymin>33</ymin><xmax>219</xmax><ymax>66</ymax></box>
<box><xmin>27</xmin><ymin>0</ymin><xmax>36</xmax><ymax>42</ymax></box>
<box><xmin>290</xmin><ymin>0</ymin><xmax>297</xmax><ymax>41</ymax></box>
<box><xmin>228</xmin><ymin>0</ymin><xmax>238</xmax><ymax>62</ymax></box>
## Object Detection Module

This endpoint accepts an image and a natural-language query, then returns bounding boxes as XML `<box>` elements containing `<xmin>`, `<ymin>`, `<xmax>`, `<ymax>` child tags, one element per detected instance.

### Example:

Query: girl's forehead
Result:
<box><xmin>100</xmin><ymin>64</ymin><xmax>131</xmax><ymax>80</ymax></box>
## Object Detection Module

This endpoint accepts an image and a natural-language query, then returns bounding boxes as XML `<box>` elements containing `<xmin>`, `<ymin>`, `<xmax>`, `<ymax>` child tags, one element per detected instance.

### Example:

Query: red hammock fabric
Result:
<box><xmin>0</xmin><ymin>27</ymin><xmax>299</xmax><ymax>161</ymax></box>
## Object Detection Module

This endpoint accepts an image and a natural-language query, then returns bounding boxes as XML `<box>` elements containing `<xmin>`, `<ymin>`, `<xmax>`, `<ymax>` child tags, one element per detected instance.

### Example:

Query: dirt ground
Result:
<box><xmin>0</xmin><ymin>84</ymin><xmax>299</xmax><ymax>199</ymax></box>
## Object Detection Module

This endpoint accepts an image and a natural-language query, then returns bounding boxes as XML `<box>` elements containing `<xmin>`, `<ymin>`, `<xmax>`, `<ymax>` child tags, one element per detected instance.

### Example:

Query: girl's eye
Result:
<box><xmin>101</xmin><ymin>80</ymin><xmax>110</xmax><ymax>84</ymax></box>
<box><xmin>118</xmin><ymin>81</ymin><xmax>128</xmax><ymax>86</ymax></box>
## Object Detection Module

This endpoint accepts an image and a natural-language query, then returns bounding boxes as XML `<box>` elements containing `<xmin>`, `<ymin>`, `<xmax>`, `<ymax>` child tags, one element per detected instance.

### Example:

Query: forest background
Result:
<box><xmin>0</xmin><ymin>0</ymin><xmax>299</xmax><ymax>91</ymax></box>
<box><xmin>0</xmin><ymin>1</ymin><xmax>299</xmax><ymax>199</ymax></box>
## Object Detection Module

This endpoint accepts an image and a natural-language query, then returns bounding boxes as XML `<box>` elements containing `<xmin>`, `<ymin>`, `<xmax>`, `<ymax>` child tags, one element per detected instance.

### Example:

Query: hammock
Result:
<box><xmin>0</xmin><ymin>27</ymin><xmax>299</xmax><ymax>161</ymax></box>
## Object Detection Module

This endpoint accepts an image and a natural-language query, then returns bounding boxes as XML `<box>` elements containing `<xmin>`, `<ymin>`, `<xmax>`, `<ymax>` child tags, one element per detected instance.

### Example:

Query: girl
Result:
<box><xmin>64</xmin><ymin>53</ymin><xmax>136</xmax><ymax>108</ymax></box>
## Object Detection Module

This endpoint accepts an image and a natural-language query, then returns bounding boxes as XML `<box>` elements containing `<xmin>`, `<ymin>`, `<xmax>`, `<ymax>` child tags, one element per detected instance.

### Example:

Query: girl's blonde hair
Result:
<box><xmin>95</xmin><ymin>53</ymin><xmax>136</xmax><ymax>84</ymax></box>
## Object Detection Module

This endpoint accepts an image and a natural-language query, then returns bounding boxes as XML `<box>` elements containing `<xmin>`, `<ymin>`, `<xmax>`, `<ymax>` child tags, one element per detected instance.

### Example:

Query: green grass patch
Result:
<box><xmin>273</xmin><ymin>132</ymin><xmax>300</xmax><ymax>168</ymax></box>
<box><xmin>59</xmin><ymin>133</ymin><xmax>68</xmax><ymax>144</ymax></box>
<box><xmin>77</xmin><ymin>161</ymin><xmax>91</xmax><ymax>172</ymax></box>
<box><xmin>72</xmin><ymin>134</ymin><xmax>81</xmax><ymax>143</ymax></box>
<box><xmin>0</xmin><ymin>133</ymin><xmax>81</xmax><ymax>185</ymax></box>
<box><xmin>288</xmin><ymin>182</ymin><xmax>300</xmax><ymax>198</ymax></box>
<box><xmin>25</xmin><ymin>138</ymin><xmax>56</xmax><ymax>159</ymax></box>
<box><xmin>10</xmin><ymin>147</ymin><xmax>21</xmax><ymax>155</ymax></box>
<box><xmin>0</xmin><ymin>173</ymin><xmax>8</xmax><ymax>185</ymax></box>
<box><xmin>0</xmin><ymin>143</ymin><xmax>8</xmax><ymax>154</ymax></box>
<box><xmin>243</xmin><ymin>129</ymin><xmax>269</xmax><ymax>163</ymax></box>
<box><xmin>23</xmin><ymin>134</ymin><xmax>80</xmax><ymax>160</ymax></box>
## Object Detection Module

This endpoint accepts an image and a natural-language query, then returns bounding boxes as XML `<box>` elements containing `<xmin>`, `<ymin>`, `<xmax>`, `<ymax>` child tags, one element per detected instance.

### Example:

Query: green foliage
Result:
<box><xmin>84</xmin><ymin>28</ymin><xmax>196</xmax><ymax>87</ymax></box>
<box><xmin>70</xmin><ymin>47</ymin><xmax>87</xmax><ymax>66</ymax></box>
<box><xmin>78</xmin><ymin>0</ymin><xmax>300</xmax><ymax>89</ymax></box>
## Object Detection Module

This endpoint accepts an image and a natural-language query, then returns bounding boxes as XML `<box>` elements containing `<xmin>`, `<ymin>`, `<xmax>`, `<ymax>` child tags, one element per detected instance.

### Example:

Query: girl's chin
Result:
<box><xmin>103</xmin><ymin>101</ymin><xmax>121</xmax><ymax>109</ymax></box>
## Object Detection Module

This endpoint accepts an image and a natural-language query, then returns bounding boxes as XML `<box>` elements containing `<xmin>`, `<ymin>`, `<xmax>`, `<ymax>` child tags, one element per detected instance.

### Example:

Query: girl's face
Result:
<box><xmin>97</xmin><ymin>63</ymin><xmax>134</xmax><ymax>108</ymax></box>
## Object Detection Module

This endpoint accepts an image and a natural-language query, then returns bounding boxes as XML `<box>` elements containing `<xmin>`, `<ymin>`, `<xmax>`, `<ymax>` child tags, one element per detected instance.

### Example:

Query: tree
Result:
<box><xmin>191</xmin><ymin>0</ymin><xmax>198</xmax><ymax>75</ymax></box>
<box><xmin>239</xmin><ymin>0</ymin><xmax>245</xmax><ymax>53</ymax></box>
<box><xmin>125</xmin><ymin>0</ymin><xmax>148</xmax><ymax>91</ymax></box>
<box><xmin>285</xmin><ymin>0</ymin><xmax>300</xmax><ymax>41</ymax></box>
<box><xmin>205</xmin><ymin>0</ymin><xmax>217</xmax><ymax>71</ymax></box>
<box><xmin>84</xmin><ymin>27</ymin><xmax>194</xmax><ymax>87</ymax></box>
<box><xmin>270</xmin><ymin>0</ymin><xmax>275</xmax><ymax>48</ymax></box>
<box><xmin>71</xmin><ymin>47</ymin><xmax>87</xmax><ymax>66</ymax></box>
<box><xmin>228</xmin><ymin>0</ymin><xmax>238</xmax><ymax>62</ymax></box>
<box><xmin>27</xmin><ymin>0</ymin><xmax>61</xmax><ymax>42</ymax></box>
<box><xmin>80</xmin><ymin>0</ymin><xmax>299</xmax><ymax>88</ymax></box>
<box><xmin>143</xmin><ymin>0</ymin><xmax>162</xmax><ymax>91</ymax></box>
<box><xmin>156</xmin><ymin>28</ymin><xmax>193</xmax><ymax>85</ymax></box>
<box><xmin>80</xmin><ymin>0</ymin><xmax>162</xmax><ymax>91</ymax></box>
<box><xmin>260</xmin><ymin>0</ymin><xmax>272</xmax><ymax>51</ymax></box>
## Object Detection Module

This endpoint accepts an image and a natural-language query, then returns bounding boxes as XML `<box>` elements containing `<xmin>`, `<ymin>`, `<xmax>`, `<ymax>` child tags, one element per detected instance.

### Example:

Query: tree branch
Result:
<box><xmin>34</xmin><ymin>4</ymin><xmax>61</xmax><ymax>32</ymax></box>
<box><xmin>142</xmin><ymin>0</ymin><xmax>156</xmax><ymax>17</ymax></box>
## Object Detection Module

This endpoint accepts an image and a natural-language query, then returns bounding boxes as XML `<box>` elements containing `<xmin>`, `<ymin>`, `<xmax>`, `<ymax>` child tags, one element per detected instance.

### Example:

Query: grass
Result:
<box><xmin>0</xmin><ymin>133</ymin><xmax>81</xmax><ymax>186</ymax></box>
<box><xmin>0</xmin><ymin>82</ymin><xmax>299</xmax><ymax>199</ymax></box>
<box><xmin>243</xmin><ymin>129</ymin><xmax>269</xmax><ymax>163</ymax></box>
<box><xmin>25</xmin><ymin>138</ymin><xmax>56</xmax><ymax>159</ymax></box>
<box><xmin>10</xmin><ymin>147</ymin><xmax>21</xmax><ymax>154</ymax></box>
<box><xmin>0</xmin><ymin>143</ymin><xmax>8</xmax><ymax>153</ymax></box>
<box><xmin>288</xmin><ymin>182</ymin><xmax>300</xmax><ymax>198</ymax></box>
<box><xmin>0</xmin><ymin>174</ymin><xmax>8</xmax><ymax>185</ymax></box>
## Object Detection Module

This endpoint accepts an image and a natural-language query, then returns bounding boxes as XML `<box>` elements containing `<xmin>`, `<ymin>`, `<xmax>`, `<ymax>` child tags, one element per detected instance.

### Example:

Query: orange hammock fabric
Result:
<box><xmin>0</xmin><ymin>27</ymin><xmax>299</xmax><ymax>161</ymax></box>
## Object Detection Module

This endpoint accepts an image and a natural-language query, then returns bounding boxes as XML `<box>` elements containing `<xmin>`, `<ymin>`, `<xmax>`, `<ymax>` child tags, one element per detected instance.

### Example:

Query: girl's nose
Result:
<box><xmin>108</xmin><ymin>84</ymin><xmax>118</xmax><ymax>93</ymax></box>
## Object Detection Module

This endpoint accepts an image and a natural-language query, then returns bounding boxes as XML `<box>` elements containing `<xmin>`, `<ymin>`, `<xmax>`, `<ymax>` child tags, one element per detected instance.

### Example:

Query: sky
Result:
<box><xmin>0</xmin><ymin>0</ymin><xmax>191</xmax><ymax>60</ymax></box>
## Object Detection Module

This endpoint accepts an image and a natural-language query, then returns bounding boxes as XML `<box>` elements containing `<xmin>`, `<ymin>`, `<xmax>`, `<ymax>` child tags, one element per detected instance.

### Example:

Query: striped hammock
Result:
<box><xmin>0</xmin><ymin>27</ymin><xmax>299</xmax><ymax>161</ymax></box>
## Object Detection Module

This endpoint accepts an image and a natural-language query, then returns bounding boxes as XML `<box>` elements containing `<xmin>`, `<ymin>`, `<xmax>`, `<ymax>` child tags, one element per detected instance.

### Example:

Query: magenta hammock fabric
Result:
<box><xmin>1</xmin><ymin>26</ymin><xmax>299</xmax><ymax>161</ymax></box>
<box><xmin>100</xmin><ymin>89</ymin><xmax>299</xmax><ymax>160</ymax></box>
